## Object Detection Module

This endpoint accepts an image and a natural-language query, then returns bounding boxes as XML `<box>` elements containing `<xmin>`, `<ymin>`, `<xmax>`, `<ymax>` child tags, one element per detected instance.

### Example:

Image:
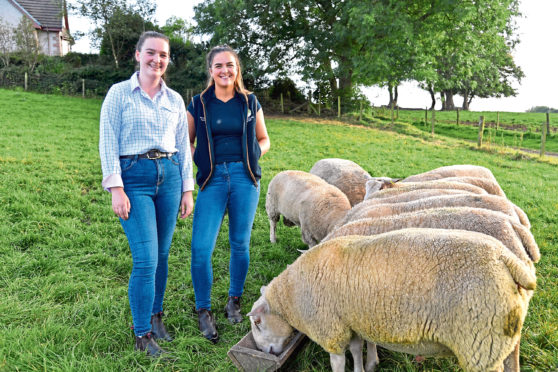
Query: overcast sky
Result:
<box><xmin>71</xmin><ymin>0</ymin><xmax>557</xmax><ymax>112</ymax></box>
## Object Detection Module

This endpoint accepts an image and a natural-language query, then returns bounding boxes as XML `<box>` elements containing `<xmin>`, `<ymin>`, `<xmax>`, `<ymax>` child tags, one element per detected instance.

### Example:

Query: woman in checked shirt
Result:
<box><xmin>99</xmin><ymin>31</ymin><xmax>194</xmax><ymax>356</ymax></box>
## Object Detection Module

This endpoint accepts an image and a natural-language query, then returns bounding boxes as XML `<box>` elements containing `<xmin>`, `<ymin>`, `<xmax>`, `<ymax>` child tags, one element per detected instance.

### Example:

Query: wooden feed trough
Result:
<box><xmin>227</xmin><ymin>331</ymin><xmax>306</xmax><ymax>371</ymax></box>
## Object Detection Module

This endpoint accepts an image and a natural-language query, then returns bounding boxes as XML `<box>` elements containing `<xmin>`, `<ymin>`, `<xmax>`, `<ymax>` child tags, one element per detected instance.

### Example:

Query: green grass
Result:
<box><xmin>364</xmin><ymin>107</ymin><xmax>557</xmax><ymax>154</ymax></box>
<box><xmin>1</xmin><ymin>89</ymin><xmax>557</xmax><ymax>371</ymax></box>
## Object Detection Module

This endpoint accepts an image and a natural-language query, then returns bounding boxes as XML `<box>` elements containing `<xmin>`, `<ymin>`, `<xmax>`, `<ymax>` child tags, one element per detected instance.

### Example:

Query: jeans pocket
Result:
<box><xmin>120</xmin><ymin>157</ymin><xmax>137</xmax><ymax>172</ymax></box>
<box><xmin>170</xmin><ymin>154</ymin><xmax>180</xmax><ymax>166</ymax></box>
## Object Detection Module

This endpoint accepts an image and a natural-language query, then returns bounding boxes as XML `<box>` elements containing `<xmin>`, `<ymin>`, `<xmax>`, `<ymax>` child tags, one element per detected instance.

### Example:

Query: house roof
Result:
<box><xmin>11</xmin><ymin>0</ymin><xmax>65</xmax><ymax>30</ymax></box>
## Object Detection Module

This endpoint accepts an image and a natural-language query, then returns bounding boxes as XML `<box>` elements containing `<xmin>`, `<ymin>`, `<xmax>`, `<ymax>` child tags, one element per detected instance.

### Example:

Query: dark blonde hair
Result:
<box><xmin>206</xmin><ymin>45</ymin><xmax>251</xmax><ymax>97</ymax></box>
<box><xmin>136</xmin><ymin>31</ymin><xmax>169</xmax><ymax>52</ymax></box>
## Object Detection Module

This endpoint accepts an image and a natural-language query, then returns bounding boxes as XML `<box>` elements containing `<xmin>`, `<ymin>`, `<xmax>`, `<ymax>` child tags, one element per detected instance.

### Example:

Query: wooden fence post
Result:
<box><xmin>391</xmin><ymin>101</ymin><xmax>394</xmax><ymax>124</ymax></box>
<box><xmin>425</xmin><ymin>107</ymin><xmax>428</xmax><ymax>124</ymax></box>
<box><xmin>431</xmin><ymin>109</ymin><xmax>435</xmax><ymax>136</ymax></box>
<box><xmin>318</xmin><ymin>92</ymin><xmax>321</xmax><ymax>116</ymax></box>
<box><xmin>359</xmin><ymin>100</ymin><xmax>363</xmax><ymax>122</ymax></box>
<box><xmin>496</xmin><ymin>112</ymin><xmax>500</xmax><ymax>130</ymax></box>
<box><xmin>456</xmin><ymin>108</ymin><xmax>460</xmax><ymax>125</ymax></box>
<box><xmin>307</xmin><ymin>90</ymin><xmax>311</xmax><ymax>114</ymax></box>
<box><xmin>24</xmin><ymin>72</ymin><xmax>28</xmax><ymax>91</ymax></box>
<box><xmin>541</xmin><ymin>114</ymin><xmax>548</xmax><ymax>157</ymax></box>
<box><xmin>338</xmin><ymin>96</ymin><xmax>341</xmax><ymax>118</ymax></box>
<box><xmin>477</xmin><ymin>116</ymin><xmax>485</xmax><ymax>148</ymax></box>
<box><xmin>82</xmin><ymin>79</ymin><xmax>85</xmax><ymax>98</ymax></box>
<box><xmin>547</xmin><ymin>111</ymin><xmax>550</xmax><ymax>135</ymax></box>
<box><xmin>280</xmin><ymin>93</ymin><xmax>284</xmax><ymax>114</ymax></box>
<box><xmin>396</xmin><ymin>105</ymin><xmax>399</xmax><ymax>119</ymax></box>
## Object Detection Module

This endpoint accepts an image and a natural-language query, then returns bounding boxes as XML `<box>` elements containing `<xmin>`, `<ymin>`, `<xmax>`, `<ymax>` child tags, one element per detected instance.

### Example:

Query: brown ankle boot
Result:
<box><xmin>224</xmin><ymin>296</ymin><xmax>243</xmax><ymax>324</ymax></box>
<box><xmin>197</xmin><ymin>308</ymin><xmax>218</xmax><ymax>344</ymax></box>
<box><xmin>151</xmin><ymin>312</ymin><xmax>173</xmax><ymax>342</ymax></box>
<box><xmin>134</xmin><ymin>332</ymin><xmax>165</xmax><ymax>357</ymax></box>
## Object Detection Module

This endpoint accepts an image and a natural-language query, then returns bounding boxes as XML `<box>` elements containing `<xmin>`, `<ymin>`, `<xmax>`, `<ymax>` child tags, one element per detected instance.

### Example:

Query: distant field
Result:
<box><xmin>1</xmin><ymin>89</ymin><xmax>557</xmax><ymax>371</ymax></box>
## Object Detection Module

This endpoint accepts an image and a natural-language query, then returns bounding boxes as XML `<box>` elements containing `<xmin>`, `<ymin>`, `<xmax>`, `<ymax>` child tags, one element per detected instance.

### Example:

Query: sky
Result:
<box><xmin>70</xmin><ymin>0</ymin><xmax>557</xmax><ymax>112</ymax></box>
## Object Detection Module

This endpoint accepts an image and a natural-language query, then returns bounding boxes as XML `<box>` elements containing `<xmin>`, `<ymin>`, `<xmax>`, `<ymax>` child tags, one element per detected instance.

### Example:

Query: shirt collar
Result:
<box><xmin>129</xmin><ymin>71</ymin><xmax>169</xmax><ymax>96</ymax></box>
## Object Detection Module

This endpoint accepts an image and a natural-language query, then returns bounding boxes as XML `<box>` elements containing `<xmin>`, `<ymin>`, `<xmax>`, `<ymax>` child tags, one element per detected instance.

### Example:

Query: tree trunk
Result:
<box><xmin>462</xmin><ymin>90</ymin><xmax>470</xmax><ymax>111</ymax></box>
<box><xmin>443</xmin><ymin>90</ymin><xmax>455</xmax><ymax>111</ymax></box>
<box><xmin>428</xmin><ymin>86</ymin><xmax>436</xmax><ymax>110</ymax></box>
<box><xmin>388</xmin><ymin>82</ymin><xmax>398</xmax><ymax>108</ymax></box>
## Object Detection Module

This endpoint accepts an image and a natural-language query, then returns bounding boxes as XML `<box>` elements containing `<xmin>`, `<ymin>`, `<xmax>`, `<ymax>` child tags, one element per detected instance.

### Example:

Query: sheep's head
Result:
<box><xmin>247</xmin><ymin>286</ymin><xmax>294</xmax><ymax>355</ymax></box>
<box><xmin>364</xmin><ymin>177</ymin><xmax>401</xmax><ymax>199</ymax></box>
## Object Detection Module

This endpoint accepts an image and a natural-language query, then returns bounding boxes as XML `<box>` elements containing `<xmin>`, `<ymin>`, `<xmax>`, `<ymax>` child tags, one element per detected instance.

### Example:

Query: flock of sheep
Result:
<box><xmin>246</xmin><ymin>160</ymin><xmax>539</xmax><ymax>372</ymax></box>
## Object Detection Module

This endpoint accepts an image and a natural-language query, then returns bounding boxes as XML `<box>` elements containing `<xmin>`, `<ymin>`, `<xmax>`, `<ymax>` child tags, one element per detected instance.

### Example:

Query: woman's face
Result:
<box><xmin>209</xmin><ymin>51</ymin><xmax>238</xmax><ymax>90</ymax></box>
<box><xmin>135</xmin><ymin>37</ymin><xmax>170</xmax><ymax>81</ymax></box>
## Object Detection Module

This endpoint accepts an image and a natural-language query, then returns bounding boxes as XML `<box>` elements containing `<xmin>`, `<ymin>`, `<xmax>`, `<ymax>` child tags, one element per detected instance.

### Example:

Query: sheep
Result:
<box><xmin>401</xmin><ymin>164</ymin><xmax>497</xmax><ymax>183</ymax></box>
<box><xmin>266</xmin><ymin>170</ymin><xmax>351</xmax><ymax>247</ymax></box>
<box><xmin>309</xmin><ymin>158</ymin><xmax>371</xmax><ymax>206</ymax></box>
<box><xmin>248</xmin><ymin>229</ymin><xmax>535</xmax><ymax>372</ymax></box>
<box><xmin>362</xmin><ymin>188</ymin><xmax>474</xmax><ymax>205</ymax></box>
<box><xmin>325</xmin><ymin>207</ymin><xmax>540</xmax><ymax>265</ymax></box>
<box><xmin>343</xmin><ymin>194</ymin><xmax>530</xmax><ymax>228</ymax></box>
<box><xmin>364</xmin><ymin>179</ymin><xmax>488</xmax><ymax>200</ymax></box>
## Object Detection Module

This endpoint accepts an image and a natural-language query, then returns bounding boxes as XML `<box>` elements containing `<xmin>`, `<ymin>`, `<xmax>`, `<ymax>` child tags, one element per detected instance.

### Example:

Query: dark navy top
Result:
<box><xmin>188</xmin><ymin>90</ymin><xmax>261</xmax><ymax>164</ymax></box>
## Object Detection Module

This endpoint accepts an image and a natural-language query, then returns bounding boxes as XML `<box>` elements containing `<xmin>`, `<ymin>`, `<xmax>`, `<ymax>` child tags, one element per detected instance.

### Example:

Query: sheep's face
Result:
<box><xmin>364</xmin><ymin>177</ymin><xmax>397</xmax><ymax>199</ymax></box>
<box><xmin>248</xmin><ymin>293</ymin><xmax>294</xmax><ymax>355</ymax></box>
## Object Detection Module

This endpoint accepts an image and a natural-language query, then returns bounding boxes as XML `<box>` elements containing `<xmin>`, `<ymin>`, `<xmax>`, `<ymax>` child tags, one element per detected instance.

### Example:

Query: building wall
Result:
<box><xmin>0</xmin><ymin>0</ymin><xmax>70</xmax><ymax>56</ymax></box>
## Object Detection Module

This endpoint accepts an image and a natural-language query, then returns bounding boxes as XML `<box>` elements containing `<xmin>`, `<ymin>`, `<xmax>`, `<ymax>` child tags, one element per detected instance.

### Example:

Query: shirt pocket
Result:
<box><xmin>161</xmin><ymin>105</ymin><xmax>179</xmax><ymax>126</ymax></box>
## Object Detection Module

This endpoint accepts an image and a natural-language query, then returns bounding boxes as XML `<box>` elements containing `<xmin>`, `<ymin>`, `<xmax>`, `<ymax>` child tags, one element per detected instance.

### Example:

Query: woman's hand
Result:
<box><xmin>111</xmin><ymin>187</ymin><xmax>131</xmax><ymax>220</ymax></box>
<box><xmin>180</xmin><ymin>191</ymin><xmax>194</xmax><ymax>219</ymax></box>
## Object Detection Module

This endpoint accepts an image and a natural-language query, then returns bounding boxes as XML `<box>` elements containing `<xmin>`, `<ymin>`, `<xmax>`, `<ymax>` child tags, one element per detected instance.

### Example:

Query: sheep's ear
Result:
<box><xmin>247</xmin><ymin>301</ymin><xmax>269</xmax><ymax>318</ymax></box>
<box><xmin>392</xmin><ymin>178</ymin><xmax>402</xmax><ymax>183</ymax></box>
<box><xmin>365</xmin><ymin>179</ymin><xmax>383</xmax><ymax>194</ymax></box>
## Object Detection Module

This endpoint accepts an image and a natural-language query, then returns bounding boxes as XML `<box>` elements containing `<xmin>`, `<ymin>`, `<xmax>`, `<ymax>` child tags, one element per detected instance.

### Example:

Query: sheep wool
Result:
<box><xmin>344</xmin><ymin>193</ymin><xmax>528</xmax><ymax>228</ymax></box>
<box><xmin>266</xmin><ymin>170</ymin><xmax>351</xmax><ymax>247</ymax></box>
<box><xmin>402</xmin><ymin>164</ymin><xmax>497</xmax><ymax>182</ymax></box>
<box><xmin>364</xmin><ymin>179</ymin><xmax>487</xmax><ymax>200</ymax></box>
<box><xmin>263</xmin><ymin>230</ymin><xmax>535</xmax><ymax>372</ymax></box>
<box><xmin>309</xmin><ymin>158</ymin><xmax>371</xmax><ymax>206</ymax></box>
<box><xmin>325</xmin><ymin>207</ymin><xmax>540</xmax><ymax>265</ymax></box>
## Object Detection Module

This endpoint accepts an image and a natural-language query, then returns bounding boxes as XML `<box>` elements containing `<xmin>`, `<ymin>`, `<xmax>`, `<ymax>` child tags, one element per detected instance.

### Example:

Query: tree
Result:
<box><xmin>14</xmin><ymin>17</ymin><xmax>41</xmax><ymax>72</ymax></box>
<box><xmin>71</xmin><ymin>0</ymin><xmax>156</xmax><ymax>68</ymax></box>
<box><xmin>0</xmin><ymin>18</ymin><xmax>14</xmax><ymax>67</ymax></box>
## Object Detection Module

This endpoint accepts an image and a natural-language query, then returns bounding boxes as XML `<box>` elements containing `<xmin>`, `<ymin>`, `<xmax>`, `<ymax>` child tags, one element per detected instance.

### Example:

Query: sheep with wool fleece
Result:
<box><xmin>401</xmin><ymin>164</ymin><xmax>498</xmax><ymax>183</ymax></box>
<box><xmin>364</xmin><ymin>179</ymin><xmax>488</xmax><ymax>200</ymax></box>
<box><xmin>309</xmin><ymin>158</ymin><xmax>371</xmax><ymax>206</ymax></box>
<box><xmin>343</xmin><ymin>193</ymin><xmax>530</xmax><ymax>228</ymax></box>
<box><xmin>248</xmin><ymin>230</ymin><xmax>535</xmax><ymax>372</ymax></box>
<box><xmin>325</xmin><ymin>206</ymin><xmax>539</xmax><ymax>264</ymax></box>
<box><xmin>266</xmin><ymin>170</ymin><xmax>351</xmax><ymax>247</ymax></box>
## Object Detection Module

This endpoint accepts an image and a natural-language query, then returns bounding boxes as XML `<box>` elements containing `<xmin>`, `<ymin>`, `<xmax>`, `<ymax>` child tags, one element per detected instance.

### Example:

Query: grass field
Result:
<box><xmin>363</xmin><ymin>107</ymin><xmax>557</xmax><ymax>154</ymax></box>
<box><xmin>1</xmin><ymin>89</ymin><xmax>557</xmax><ymax>371</ymax></box>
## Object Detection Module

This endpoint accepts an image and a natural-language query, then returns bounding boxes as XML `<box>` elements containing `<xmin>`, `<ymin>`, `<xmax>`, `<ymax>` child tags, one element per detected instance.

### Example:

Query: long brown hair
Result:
<box><xmin>205</xmin><ymin>45</ymin><xmax>251</xmax><ymax>98</ymax></box>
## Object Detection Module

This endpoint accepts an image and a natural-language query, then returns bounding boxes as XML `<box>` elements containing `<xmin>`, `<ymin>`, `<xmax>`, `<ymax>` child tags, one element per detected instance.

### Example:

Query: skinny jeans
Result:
<box><xmin>191</xmin><ymin>161</ymin><xmax>260</xmax><ymax>310</ymax></box>
<box><xmin>119</xmin><ymin>155</ymin><xmax>182</xmax><ymax>336</ymax></box>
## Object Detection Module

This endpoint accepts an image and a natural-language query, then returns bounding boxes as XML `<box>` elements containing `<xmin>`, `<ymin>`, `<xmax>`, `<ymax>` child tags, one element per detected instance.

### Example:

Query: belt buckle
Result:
<box><xmin>146</xmin><ymin>149</ymin><xmax>160</xmax><ymax>159</ymax></box>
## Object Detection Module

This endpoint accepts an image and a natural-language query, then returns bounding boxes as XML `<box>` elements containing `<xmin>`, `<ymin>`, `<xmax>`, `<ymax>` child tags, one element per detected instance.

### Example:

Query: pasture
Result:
<box><xmin>0</xmin><ymin>89</ymin><xmax>556</xmax><ymax>371</ymax></box>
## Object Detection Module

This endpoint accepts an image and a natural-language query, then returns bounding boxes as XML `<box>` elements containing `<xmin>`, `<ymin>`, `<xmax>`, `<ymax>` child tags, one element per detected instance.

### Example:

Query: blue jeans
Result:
<box><xmin>191</xmin><ymin>162</ymin><xmax>260</xmax><ymax>310</ymax></box>
<box><xmin>119</xmin><ymin>155</ymin><xmax>182</xmax><ymax>336</ymax></box>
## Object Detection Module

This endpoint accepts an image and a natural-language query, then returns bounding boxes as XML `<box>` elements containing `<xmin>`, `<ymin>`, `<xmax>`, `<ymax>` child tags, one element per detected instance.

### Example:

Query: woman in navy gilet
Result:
<box><xmin>186</xmin><ymin>45</ymin><xmax>270</xmax><ymax>343</ymax></box>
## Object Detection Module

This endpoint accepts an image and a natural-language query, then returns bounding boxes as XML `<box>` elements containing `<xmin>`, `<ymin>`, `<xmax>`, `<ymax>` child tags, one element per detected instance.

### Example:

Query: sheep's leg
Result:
<box><xmin>329</xmin><ymin>353</ymin><xmax>346</xmax><ymax>372</ymax></box>
<box><xmin>349</xmin><ymin>336</ymin><xmax>364</xmax><ymax>372</ymax></box>
<box><xmin>269</xmin><ymin>216</ymin><xmax>278</xmax><ymax>243</ymax></box>
<box><xmin>365</xmin><ymin>341</ymin><xmax>379</xmax><ymax>372</ymax></box>
<box><xmin>503</xmin><ymin>341</ymin><xmax>520</xmax><ymax>372</ymax></box>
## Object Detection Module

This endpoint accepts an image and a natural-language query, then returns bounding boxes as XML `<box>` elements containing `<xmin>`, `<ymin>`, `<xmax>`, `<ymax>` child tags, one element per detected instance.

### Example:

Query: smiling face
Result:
<box><xmin>209</xmin><ymin>51</ymin><xmax>238</xmax><ymax>90</ymax></box>
<box><xmin>135</xmin><ymin>37</ymin><xmax>170</xmax><ymax>82</ymax></box>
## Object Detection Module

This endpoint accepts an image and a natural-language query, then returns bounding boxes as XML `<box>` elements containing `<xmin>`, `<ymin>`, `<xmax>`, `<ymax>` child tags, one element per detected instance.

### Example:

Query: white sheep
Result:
<box><xmin>266</xmin><ymin>170</ymin><xmax>351</xmax><ymax>247</ymax></box>
<box><xmin>361</xmin><ymin>188</ymin><xmax>473</xmax><ymax>205</ymax></box>
<box><xmin>401</xmin><ymin>164</ymin><xmax>497</xmax><ymax>183</ymax></box>
<box><xmin>309</xmin><ymin>158</ymin><xmax>371</xmax><ymax>206</ymax></box>
<box><xmin>325</xmin><ymin>207</ymin><xmax>539</xmax><ymax>264</ymax></box>
<box><xmin>248</xmin><ymin>230</ymin><xmax>535</xmax><ymax>372</ymax></box>
<box><xmin>344</xmin><ymin>194</ymin><xmax>530</xmax><ymax>228</ymax></box>
<box><xmin>364</xmin><ymin>179</ymin><xmax>488</xmax><ymax>200</ymax></box>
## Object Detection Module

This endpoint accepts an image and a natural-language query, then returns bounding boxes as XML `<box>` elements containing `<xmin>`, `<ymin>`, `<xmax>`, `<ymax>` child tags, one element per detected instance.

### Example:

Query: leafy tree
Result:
<box><xmin>71</xmin><ymin>0</ymin><xmax>156</xmax><ymax>68</ymax></box>
<box><xmin>14</xmin><ymin>17</ymin><xmax>41</xmax><ymax>72</ymax></box>
<box><xmin>0</xmin><ymin>18</ymin><xmax>14</xmax><ymax>67</ymax></box>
